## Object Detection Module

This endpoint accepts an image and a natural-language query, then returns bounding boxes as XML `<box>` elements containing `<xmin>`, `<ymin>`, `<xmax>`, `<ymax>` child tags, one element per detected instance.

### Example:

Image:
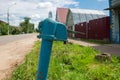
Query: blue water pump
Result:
<box><xmin>36</xmin><ymin>18</ymin><xmax>68</xmax><ymax>80</ymax></box>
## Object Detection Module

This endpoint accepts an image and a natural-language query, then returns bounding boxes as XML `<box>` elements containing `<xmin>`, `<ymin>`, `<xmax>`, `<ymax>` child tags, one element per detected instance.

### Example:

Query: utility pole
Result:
<box><xmin>7</xmin><ymin>2</ymin><xmax>16</xmax><ymax>35</ymax></box>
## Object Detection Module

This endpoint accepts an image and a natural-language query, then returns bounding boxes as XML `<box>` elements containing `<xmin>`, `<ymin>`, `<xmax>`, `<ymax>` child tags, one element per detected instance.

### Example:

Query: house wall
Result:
<box><xmin>68</xmin><ymin>26</ymin><xmax>72</xmax><ymax>37</ymax></box>
<box><xmin>111</xmin><ymin>9</ymin><xmax>120</xmax><ymax>43</ymax></box>
<box><xmin>66</xmin><ymin>11</ymin><xmax>74</xmax><ymax>27</ymax></box>
<box><xmin>67</xmin><ymin>25</ymin><xmax>75</xmax><ymax>38</ymax></box>
<box><xmin>110</xmin><ymin>0</ymin><xmax>120</xmax><ymax>43</ymax></box>
<box><xmin>72</xmin><ymin>25</ymin><xmax>75</xmax><ymax>38</ymax></box>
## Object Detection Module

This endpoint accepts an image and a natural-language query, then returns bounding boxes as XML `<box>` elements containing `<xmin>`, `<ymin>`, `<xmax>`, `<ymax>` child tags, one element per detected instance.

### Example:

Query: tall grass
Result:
<box><xmin>9</xmin><ymin>41</ymin><xmax>120</xmax><ymax>80</ymax></box>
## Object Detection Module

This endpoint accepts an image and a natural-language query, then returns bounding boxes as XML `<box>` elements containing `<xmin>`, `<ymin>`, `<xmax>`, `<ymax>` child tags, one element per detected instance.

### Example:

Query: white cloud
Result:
<box><xmin>0</xmin><ymin>0</ymin><xmax>80</xmax><ymax>28</ymax></box>
<box><xmin>37</xmin><ymin>2</ymin><xmax>53</xmax><ymax>9</ymax></box>
<box><xmin>30</xmin><ymin>14</ymin><xmax>41</xmax><ymax>19</ymax></box>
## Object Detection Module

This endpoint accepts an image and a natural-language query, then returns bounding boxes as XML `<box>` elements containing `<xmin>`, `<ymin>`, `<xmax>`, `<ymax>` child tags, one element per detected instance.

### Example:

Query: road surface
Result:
<box><xmin>0</xmin><ymin>34</ymin><xmax>38</xmax><ymax>45</ymax></box>
<box><xmin>0</xmin><ymin>33</ymin><xmax>38</xmax><ymax>80</ymax></box>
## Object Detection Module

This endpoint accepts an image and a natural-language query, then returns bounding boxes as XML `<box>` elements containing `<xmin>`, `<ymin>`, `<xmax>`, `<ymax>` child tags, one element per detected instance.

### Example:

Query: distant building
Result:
<box><xmin>66</xmin><ymin>8</ymin><xmax>106</xmax><ymax>27</ymax></box>
<box><xmin>56</xmin><ymin>8</ymin><xmax>110</xmax><ymax>40</ymax></box>
<box><xmin>56</xmin><ymin>8</ymin><xmax>69</xmax><ymax>24</ymax></box>
<box><xmin>106</xmin><ymin>0</ymin><xmax>120</xmax><ymax>43</ymax></box>
<box><xmin>48</xmin><ymin>11</ymin><xmax>53</xmax><ymax>19</ymax></box>
<box><xmin>66</xmin><ymin>8</ymin><xmax>107</xmax><ymax>38</ymax></box>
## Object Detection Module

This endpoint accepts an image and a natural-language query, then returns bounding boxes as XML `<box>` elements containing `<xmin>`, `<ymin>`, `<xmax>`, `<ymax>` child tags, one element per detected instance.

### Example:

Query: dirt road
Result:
<box><xmin>0</xmin><ymin>34</ymin><xmax>38</xmax><ymax>80</ymax></box>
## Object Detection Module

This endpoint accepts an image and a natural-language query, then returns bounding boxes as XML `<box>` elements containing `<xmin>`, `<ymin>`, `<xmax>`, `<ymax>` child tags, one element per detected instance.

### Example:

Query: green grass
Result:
<box><xmin>9</xmin><ymin>41</ymin><xmax>120</xmax><ymax>80</ymax></box>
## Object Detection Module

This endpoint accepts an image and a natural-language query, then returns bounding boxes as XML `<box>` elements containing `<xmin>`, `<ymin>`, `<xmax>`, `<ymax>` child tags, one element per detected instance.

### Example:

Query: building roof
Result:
<box><xmin>66</xmin><ymin>8</ymin><xmax>107</xmax><ymax>26</ymax></box>
<box><xmin>70</xmin><ymin>8</ymin><xmax>105</xmax><ymax>15</ymax></box>
<box><xmin>56</xmin><ymin>8</ymin><xmax>69</xmax><ymax>24</ymax></box>
<box><xmin>105</xmin><ymin>0</ymin><xmax>120</xmax><ymax>10</ymax></box>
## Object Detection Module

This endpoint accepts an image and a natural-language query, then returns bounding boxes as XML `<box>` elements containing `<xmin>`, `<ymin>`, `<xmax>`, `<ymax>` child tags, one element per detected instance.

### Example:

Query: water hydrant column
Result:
<box><xmin>37</xmin><ymin>39</ymin><xmax>53</xmax><ymax>80</ymax></box>
<box><xmin>36</xmin><ymin>18</ymin><xmax>68</xmax><ymax>80</ymax></box>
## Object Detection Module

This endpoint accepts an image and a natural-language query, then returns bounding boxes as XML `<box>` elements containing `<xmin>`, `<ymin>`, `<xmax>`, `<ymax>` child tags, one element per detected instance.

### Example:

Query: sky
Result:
<box><xmin>0</xmin><ymin>0</ymin><xmax>109</xmax><ymax>28</ymax></box>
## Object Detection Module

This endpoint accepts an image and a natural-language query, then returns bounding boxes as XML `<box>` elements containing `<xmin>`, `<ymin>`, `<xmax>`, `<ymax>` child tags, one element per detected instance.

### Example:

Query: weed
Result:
<box><xmin>9</xmin><ymin>41</ymin><xmax>120</xmax><ymax>80</ymax></box>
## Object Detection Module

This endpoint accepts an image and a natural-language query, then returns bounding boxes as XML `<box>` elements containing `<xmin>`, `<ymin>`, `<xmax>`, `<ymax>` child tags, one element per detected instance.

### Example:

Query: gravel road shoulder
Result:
<box><xmin>0</xmin><ymin>35</ymin><xmax>38</xmax><ymax>80</ymax></box>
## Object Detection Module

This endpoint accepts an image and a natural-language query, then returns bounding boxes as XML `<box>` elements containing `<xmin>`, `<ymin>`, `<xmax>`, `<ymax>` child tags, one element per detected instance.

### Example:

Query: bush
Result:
<box><xmin>0</xmin><ymin>23</ymin><xmax>8</xmax><ymax>35</ymax></box>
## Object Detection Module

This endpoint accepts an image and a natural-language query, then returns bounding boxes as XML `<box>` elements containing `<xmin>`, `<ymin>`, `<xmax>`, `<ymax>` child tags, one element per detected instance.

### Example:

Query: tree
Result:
<box><xmin>20</xmin><ymin>17</ymin><xmax>34</xmax><ymax>33</ymax></box>
<box><xmin>24</xmin><ymin>17</ymin><xmax>30</xmax><ymax>33</ymax></box>
<box><xmin>35</xmin><ymin>28</ymin><xmax>39</xmax><ymax>33</ymax></box>
<box><xmin>20</xmin><ymin>22</ymin><xmax>27</xmax><ymax>33</ymax></box>
<box><xmin>29</xmin><ymin>23</ymin><xmax>34</xmax><ymax>33</ymax></box>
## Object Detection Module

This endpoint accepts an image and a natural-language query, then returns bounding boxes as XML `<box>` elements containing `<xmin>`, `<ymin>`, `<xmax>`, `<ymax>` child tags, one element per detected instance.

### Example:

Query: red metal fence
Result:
<box><xmin>72</xmin><ymin>16</ymin><xmax>110</xmax><ymax>40</ymax></box>
<box><xmin>75</xmin><ymin>22</ymin><xmax>86</xmax><ymax>39</ymax></box>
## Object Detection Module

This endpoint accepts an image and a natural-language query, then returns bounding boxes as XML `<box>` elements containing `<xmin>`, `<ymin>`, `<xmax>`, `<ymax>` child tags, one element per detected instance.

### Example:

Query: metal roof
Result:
<box><xmin>66</xmin><ymin>8</ymin><xmax>107</xmax><ymax>26</ymax></box>
<box><xmin>70</xmin><ymin>8</ymin><xmax>106</xmax><ymax>15</ymax></box>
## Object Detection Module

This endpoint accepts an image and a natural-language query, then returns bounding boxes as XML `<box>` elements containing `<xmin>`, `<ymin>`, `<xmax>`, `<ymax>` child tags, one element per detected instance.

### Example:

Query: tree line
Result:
<box><xmin>0</xmin><ymin>17</ymin><xmax>35</xmax><ymax>35</ymax></box>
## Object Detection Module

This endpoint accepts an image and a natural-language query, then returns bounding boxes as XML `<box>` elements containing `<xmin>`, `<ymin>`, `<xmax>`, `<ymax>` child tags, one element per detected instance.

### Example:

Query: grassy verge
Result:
<box><xmin>9</xmin><ymin>41</ymin><xmax>120</xmax><ymax>80</ymax></box>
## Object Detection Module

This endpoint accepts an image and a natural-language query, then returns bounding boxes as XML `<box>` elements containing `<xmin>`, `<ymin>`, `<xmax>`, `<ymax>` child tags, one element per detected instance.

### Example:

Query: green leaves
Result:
<box><xmin>19</xmin><ymin>17</ymin><xmax>34</xmax><ymax>33</ymax></box>
<box><xmin>0</xmin><ymin>23</ymin><xmax>8</xmax><ymax>35</ymax></box>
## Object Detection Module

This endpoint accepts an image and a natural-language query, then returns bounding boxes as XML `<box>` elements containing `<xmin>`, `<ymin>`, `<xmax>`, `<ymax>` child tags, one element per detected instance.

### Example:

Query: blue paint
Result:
<box><xmin>109</xmin><ymin>0</ymin><xmax>113</xmax><ymax>42</ymax></box>
<box><xmin>37</xmin><ymin>40</ymin><xmax>53</xmax><ymax>80</ymax></box>
<box><xmin>36</xmin><ymin>18</ymin><xmax>67</xmax><ymax>80</ymax></box>
<box><xmin>114</xmin><ymin>33</ymin><xmax>119</xmax><ymax>43</ymax></box>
